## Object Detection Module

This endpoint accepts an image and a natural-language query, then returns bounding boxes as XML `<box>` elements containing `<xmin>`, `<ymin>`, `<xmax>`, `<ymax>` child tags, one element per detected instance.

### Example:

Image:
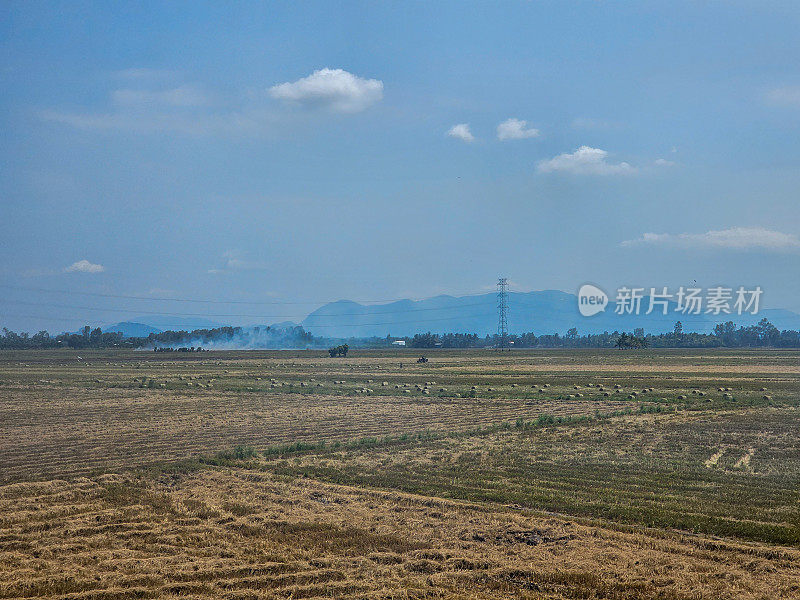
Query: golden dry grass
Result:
<box><xmin>2</xmin><ymin>468</ymin><xmax>798</xmax><ymax>600</ymax></box>
<box><xmin>0</xmin><ymin>383</ymin><xmax>637</xmax><ymax>482</ymax></box>
<box><xmin>263</xmin><ymin>408</ymin><xmax>800</xmax><ymax>545</ymax></box>
<box><xmin>1</xmin><ymin>348</ymin><xmax>799</xmax><ymax>598</ymax></box>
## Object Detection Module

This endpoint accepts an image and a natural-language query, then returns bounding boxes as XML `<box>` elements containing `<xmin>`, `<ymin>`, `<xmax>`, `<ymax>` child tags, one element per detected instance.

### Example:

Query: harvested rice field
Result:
<box><xmin>0</xmin><ymin>349</ymin><xmax>798</xmax><ymax>598</ymax></box>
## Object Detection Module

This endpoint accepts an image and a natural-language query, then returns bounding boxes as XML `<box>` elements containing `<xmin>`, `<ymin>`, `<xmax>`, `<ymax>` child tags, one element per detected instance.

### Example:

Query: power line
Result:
<box><xmin>0</xmin><ymin>309</ymin><xmax>496</xmax><ymax>329</ymax></box>
<box><xmin>1</xmin><ymin>298</ymin><xmax>492</xmax><ymax>320</ymax></box>
<box><xmin>0</xmin><ymin>313</ymin><xmax>93</xmax><ymax>325</ymax></box>
<box><xmin>0</xmin><ymin>284</ymin><xmax>490</xmax><ymax>306</ymax></box>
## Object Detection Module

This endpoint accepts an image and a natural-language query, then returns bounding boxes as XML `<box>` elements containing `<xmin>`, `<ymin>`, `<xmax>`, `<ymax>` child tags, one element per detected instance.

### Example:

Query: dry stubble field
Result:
<box><xmin>0</xmin><ymin>348</ymin><xmax>798</xmax><ymax>599</ymax></box>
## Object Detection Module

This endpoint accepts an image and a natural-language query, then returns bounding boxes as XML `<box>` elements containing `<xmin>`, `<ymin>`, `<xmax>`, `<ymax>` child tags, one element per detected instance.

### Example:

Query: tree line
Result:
<box><xmin>396</xmin><ymin>319</ymin><xmax>800</xmax><ymax>349</ymax></box>
<box><xmin>0</xmin><ymin>325</ymin><xmax>317</xmax><ymax>350</ymax></box>
<box><xmin>2</xmin><ymin>318</ymin><xmax>800</xmax><ymax>350</ymax></box>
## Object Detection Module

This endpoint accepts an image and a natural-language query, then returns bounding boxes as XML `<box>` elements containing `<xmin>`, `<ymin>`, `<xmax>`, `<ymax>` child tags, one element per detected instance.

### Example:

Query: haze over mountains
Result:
<box><xmin>301</xmin><ymin>291</ymin><xmax>800</xmax><ymax>338</ymax></box>
<box><xmin>107</xmin><ymin>291</ymin><xmax>800</xmax><ymax>339</ymax></box>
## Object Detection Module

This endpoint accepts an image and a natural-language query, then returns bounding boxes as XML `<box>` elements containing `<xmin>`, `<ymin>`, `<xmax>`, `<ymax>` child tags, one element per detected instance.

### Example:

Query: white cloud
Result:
<box><xmin>446</xmin><ymin>123</ymin><xmax>475</xmax><ymax>143</ymax></box>
<box><xmin>621</xmin><ymin>227</ymin><xmax>800</xmax><ymax>251</ymax></box>
<box><xmin>654</xmin><ymin>158</ymin><xmax>675</xmax><ymax>167</ymax></box>
<box><xmin>497</xmin><ymin>118</ymin><xmax>540</xmax><ymax>141</ymax></box>
<box><xmin>765</xmin><ymin>86</ymin><xmax>800</xmax><ymax>108</ymax></box>
<box><xmin>536</xmin><ymin>146</ymin><xmax>635</xmax><ymax>175</ymax></box>
<box><xmin>64</xmin><ymin>260</ymin><xmax>105</xmax><ymax>273</ymax></box>
<box><xmin>268</xmin><ymin>68</ymin><xmax>383</xmax><ymax>113</ymax></box>
<box><xmin>45</xmin><ymin>67</ymin><xmax>384</xmax><ymax>138</ymax></box>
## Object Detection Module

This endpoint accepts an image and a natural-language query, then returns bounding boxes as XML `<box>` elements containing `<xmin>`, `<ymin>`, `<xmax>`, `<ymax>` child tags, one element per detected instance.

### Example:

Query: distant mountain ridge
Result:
<box><xmin>101</xmin><ymin>291</ymin><xmax>800</xmax><ymax>339</ymax></box>
<box><xmin>106</xmin><ymin>316</ymin><xmax>223</xmax><ymax>335</ymax></box>
<box><xmin>301</xmin><ymin>290</ymin><xmax>800</xmax><ymax>338</ymax></box>
<box><xmin>104</xmin><ymin>322</ymin><xmax>162</xmax><ymax>338</ymax></box>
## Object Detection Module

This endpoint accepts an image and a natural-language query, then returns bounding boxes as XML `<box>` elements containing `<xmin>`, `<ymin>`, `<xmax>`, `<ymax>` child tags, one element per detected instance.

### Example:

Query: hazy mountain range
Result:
<box><xmin>106</xmin><ymin>291</ymin><xmax>800</xmax><ymax>339</ymax></box>
<box><xmin>301</xmin><ymin>291</ymin><xmax>800</xmax><ymax>337</ymax></box>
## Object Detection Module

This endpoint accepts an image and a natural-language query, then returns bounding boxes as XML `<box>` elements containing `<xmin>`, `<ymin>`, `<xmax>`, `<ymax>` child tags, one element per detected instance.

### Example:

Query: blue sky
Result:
<box><xmin>2</xmin><ymin>1</ymin><xmax>800</xmax><ymax>332</ymax></box>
